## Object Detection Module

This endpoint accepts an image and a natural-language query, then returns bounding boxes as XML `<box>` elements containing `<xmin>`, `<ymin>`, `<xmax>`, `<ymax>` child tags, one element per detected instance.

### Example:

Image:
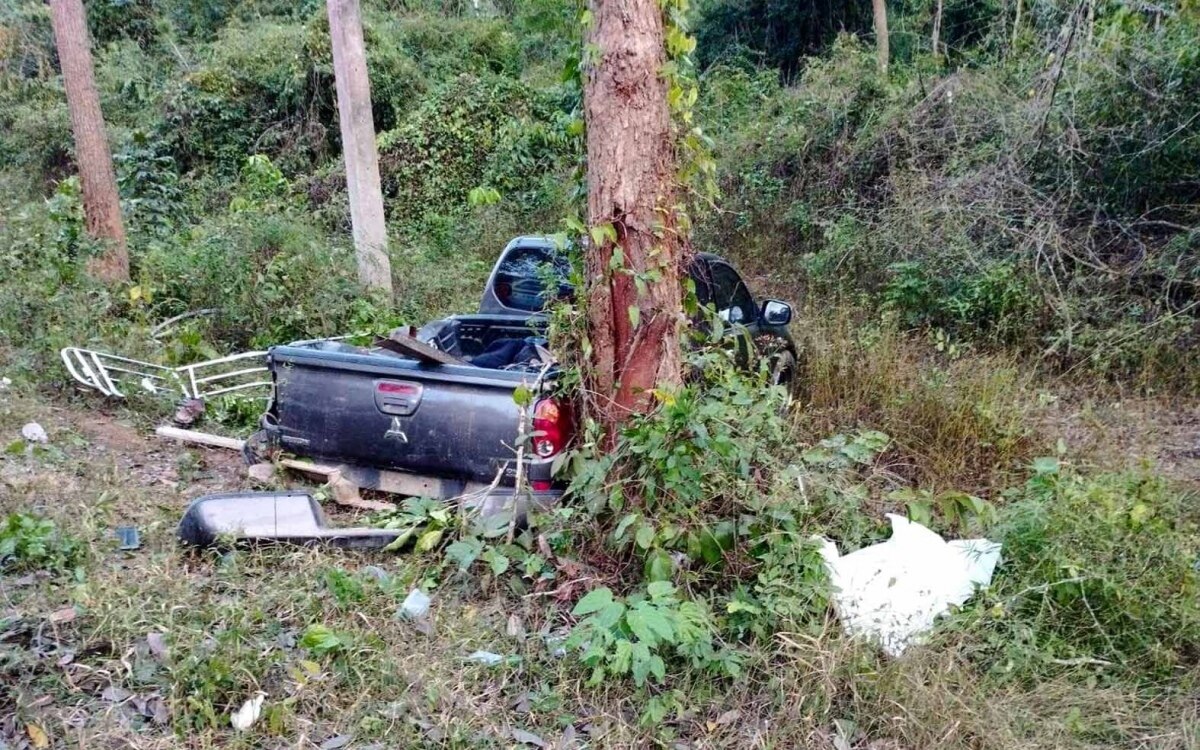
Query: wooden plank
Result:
<box><xmin>278</xmin><ymin>457</ymin><xmax>340</xmax><ymax>477</ymax></box>
<box><xmin>374</xmin><ymin>329</ymin><xmax>465</xmax><ymax>366</ymax></box>
<box><xmin>278</xmin><ymin>458</ymin><xmax>396</xmax><ymax>512</ymax></box>
<box><xmin>155</xmin><ymin>425</ymin><xmax>244</xmax><ymax>451</ymax></box>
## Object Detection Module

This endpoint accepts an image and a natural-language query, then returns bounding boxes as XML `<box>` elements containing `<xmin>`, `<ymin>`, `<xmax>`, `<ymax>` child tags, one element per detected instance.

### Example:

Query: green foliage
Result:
<box><xmin>695</xmin><ymin>0</ymin><xmax>874</xmax><ymax>76</ymax></box>
<box><xmin>1046</xmin><ymin>7</ymin><xmax>1200</xmax><ymax>219</ymax></box>
<box><xmin>953</xmin><ymin>463</ymin><xmax>1200</xmax><ymax>681</ymax></box>
<box><xmin>388</xmin><ymin>13</ymin><xmax>521</xmax><ymax>78</ymax></box>
<box><xmin>892</xmin><ymin>487</ymin><xmax>994</xmax><ymax>536</ymax></box>
<box><xmin>228</xmin><ymin>153</ymin><xmax>292</xmax><ymax>212</ymax></box>
<box><xmin>696</xmin><ymin>7</ymin><xmax>1200</xmax><ymax>387</ymax></box>
<box><xmin>377</xmin><ymin>74</ymin><xmax>570</xmax><ymax>219</ymax></box>
<box><xmin>0</xmin><ymin>512</ymin><xmax>81</xmax><ymax>573</ymax></box>
<box><xmin>300</xmin><ymin>623</ymin><xmax>351</xmax><ymax>657</ymax></box>
<box><xmin>573</xmin><ymin>346</ymin><xmax>789</xmax><ymax>517</ymax></box>
<box><xmin>161</xmin><ymin>19</ymin><xmax>334</xmax><ymax>174</ymax></box>
<box><xmin>116</xmin><ymin>133</ymin><xmax>186</xmax><ymax>237</ymax></box>
<box><xmin>139</xmin><ymin>211</ymin><xmax>395</xmax><ymax>348</ymax></box>
<box><xmin>566</xmin><ymin>582</ymin><xmax>739</xmax><ymax>688</ymax></box>
<box><xmin>560</xmin><ymin>349</ymin><xmax>856</xmax><ymax>661</ymax></box>
<box><xmin>379</xmin><ymin>495</ymin><xmax>461</xmax><ymax>553</ymax></box>
<box><xmin>45</xmin><ymin>176</ymin><xmax>88</xmax><ymax>258</ymax></box>
<box><xmin>882</xmin><ymin>261</ymin><xmax>1040</xmax><ymax>346</ymax></box>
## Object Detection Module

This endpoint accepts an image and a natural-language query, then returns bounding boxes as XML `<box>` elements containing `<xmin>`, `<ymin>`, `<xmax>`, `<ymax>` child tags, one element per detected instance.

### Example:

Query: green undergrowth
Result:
<box><xmin>3</xmin><ymin>334</ymin><xmax>1198</xmax><ymax>747</ymax></box>
<box><xmin>4</xmin><ymin>0</ymin><xmax>1199</xmax><ymax>391</ymax></box>
<box><xmin>700</xmin><ymin>13</ymin><xmax>1200</xmax><ymax>390</ymax></box>
<box><xmin>357</xmin><ymin>340</ymin><xmax>1199</xmax><ymax>743</ymax></box>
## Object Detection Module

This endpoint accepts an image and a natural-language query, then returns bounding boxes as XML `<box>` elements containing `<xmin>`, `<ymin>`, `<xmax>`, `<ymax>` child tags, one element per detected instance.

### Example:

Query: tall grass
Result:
<box><xmin>791</xmin><ymin>302</ymin><xmax>1037</xmax><ymax>493</ymax></box>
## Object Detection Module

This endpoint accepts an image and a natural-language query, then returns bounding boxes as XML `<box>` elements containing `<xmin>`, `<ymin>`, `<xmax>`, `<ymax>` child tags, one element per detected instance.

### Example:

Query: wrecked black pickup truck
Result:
<box><xmin>255</xmin><ymin>236</ymin><xmax>796</xmax><ymax>510</ymax></box>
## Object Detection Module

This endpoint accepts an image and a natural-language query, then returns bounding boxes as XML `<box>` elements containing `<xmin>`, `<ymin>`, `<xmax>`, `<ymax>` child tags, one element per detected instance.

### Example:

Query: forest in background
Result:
<box><xmin>2</xmin><ymin>1</ymin><xmax>1200</xmax><ymax>747</ymax></box>
<box><xmin>2</xmin><ymin>0</ymin><xmax>1197</xmax><ymax>389</ymax></box>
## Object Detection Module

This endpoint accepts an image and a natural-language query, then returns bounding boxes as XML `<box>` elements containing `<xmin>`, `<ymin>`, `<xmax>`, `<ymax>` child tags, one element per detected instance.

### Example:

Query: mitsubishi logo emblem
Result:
<box><xmin>384</xmin><ymin>417</ymin><xmax>409</xmax><ymax>444</ymax></box>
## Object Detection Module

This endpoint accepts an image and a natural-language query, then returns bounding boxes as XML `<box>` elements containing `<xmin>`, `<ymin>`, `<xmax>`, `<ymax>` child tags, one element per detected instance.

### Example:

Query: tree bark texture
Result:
<box><xmin>583</xmin><ymin>0</ymin><xmax>685</xmax><ymax>430</ymax></box>
<box><xmin>328</xmin><ymin>0</ymin><xmax>394</xmax><ymax>295</ymax></box>
<box><xmin>49</xmin><ymin>0</ymin><xmax>129</xmax><ymax>283</ymax></box>
<box><xmin>872</xmin><ymin>0</ymin><xmax>890</xmax><ymax>72</ymax></box>
<box><xmin>932</xmin><ymin>0</ymin><xmax>944</xmax><ymax>60</ymax></box>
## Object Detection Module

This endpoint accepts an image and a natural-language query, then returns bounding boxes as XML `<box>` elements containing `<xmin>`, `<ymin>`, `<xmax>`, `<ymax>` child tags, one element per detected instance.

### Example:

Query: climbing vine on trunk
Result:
<box><xmin>580</xmin><ymin>0</ymin><xmax>713</xmax><ymax>437</ymax></box>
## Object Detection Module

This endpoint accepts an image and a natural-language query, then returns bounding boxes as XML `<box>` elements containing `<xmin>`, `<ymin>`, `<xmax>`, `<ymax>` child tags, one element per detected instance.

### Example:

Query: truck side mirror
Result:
<box><xmin>761</xmin><ymin>299</ymin><xmax>792</xmax><ymax>326</ymax></box>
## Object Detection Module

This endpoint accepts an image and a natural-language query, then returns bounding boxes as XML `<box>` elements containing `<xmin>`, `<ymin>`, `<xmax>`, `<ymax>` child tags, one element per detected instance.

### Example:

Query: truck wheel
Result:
<box><xmin>769</xmin><ymin>351</ymin><xmax>797</xmax><ymax>393</ymax></box>
<box><xmin>241</xmin><ymin>429</ymin><xmax>273</xmax><ymax>466</ymax></box>
<box><xmin>769</xmin><ymin>351</ymin><xmax>797</xmax><ymax>417</ymax></box>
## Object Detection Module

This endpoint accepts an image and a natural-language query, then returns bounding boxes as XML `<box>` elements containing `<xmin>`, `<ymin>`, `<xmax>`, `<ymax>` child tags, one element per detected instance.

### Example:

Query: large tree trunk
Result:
<box><xmin>583</xmin><ymin>0</ymin><xmax>684</xmax><ymax>432</ymax></box>
<box><xmin>327</xmin><ymin>0</ymin><xmax>393</xmax><ymax>296</ymax></box>
<box><xmin>48</xmin><ymin>0</ymin><xmax>128</xmax><ymax>283</ymax></box>
<box><xmin>872</xmin><ymin>0</ymin><xmax>890</xmax><ymax>73</ymax></box>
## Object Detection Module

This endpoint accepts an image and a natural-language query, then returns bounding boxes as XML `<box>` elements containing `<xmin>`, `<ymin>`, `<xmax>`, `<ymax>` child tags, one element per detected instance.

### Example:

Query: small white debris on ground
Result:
<box><xmin>398</xmin><ymin>588</ymin><xmax>431</xmax><ymax>619</ymax></box>
<box><xmin>466</xmin><ymin>650</ymin><xmax>505</xmax><ymax>666</ymax></box>
<box><xmin>816</xmin><ymin>514</ymin><xmax>1001</xmax><ymax>656</ymax></box>
<box><xmin>230</xmin><ymin>692</ymin><xmax>266</xmax><ymax>732</ymax></box>
<box><xmin>21</xmin><ymin>422</ymin><xmax>48</xmax><ymax>443</ymax></box>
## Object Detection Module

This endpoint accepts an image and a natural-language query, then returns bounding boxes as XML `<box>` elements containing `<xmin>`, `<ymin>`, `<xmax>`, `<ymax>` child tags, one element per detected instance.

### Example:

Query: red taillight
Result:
<box><xmin>377</xmin><ymin>381</ymin><xmax>420</xmax><ymax>395</ymax></box>
<box><xmin>531</xmin><ymin>479</ymin><xmax>553</xmax><ymax>491</ymax></box>
<box><xmin>531</xmin><ymin>397</ymin><xmax>569</xmax><ymax>458</ymax></box>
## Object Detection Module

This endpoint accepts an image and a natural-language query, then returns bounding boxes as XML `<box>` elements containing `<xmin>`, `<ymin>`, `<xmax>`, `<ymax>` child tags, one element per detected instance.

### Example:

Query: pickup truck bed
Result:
<box><xmin>266</xmin><ymin>337</ymin><xmax>556</xmax><ymax>487</ymax></box>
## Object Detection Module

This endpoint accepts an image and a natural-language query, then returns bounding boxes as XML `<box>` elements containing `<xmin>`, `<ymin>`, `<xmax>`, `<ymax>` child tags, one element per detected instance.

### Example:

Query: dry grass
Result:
<box><xmin>790</xmin><ymin>303</ymin><xmax>1039</xmax><ymax>495</ymax></box>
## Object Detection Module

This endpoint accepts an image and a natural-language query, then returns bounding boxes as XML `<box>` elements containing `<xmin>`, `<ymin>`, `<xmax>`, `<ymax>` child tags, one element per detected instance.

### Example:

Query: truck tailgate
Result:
<box><xmin>266</xmin><ymin>345</ymin><xmax>542</xmax><ymax>484</ymax></box>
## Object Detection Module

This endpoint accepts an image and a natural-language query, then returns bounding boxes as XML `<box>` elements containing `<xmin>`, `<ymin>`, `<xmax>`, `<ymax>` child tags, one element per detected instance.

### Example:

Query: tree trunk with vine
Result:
<box><xmin>583</xmin><ymin>0</ymin><xmax>685</xmax><ymax>435</ymax></box>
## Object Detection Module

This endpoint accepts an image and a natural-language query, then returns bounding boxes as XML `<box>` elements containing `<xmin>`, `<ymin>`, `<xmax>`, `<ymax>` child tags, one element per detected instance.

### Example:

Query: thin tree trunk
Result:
<box><xmin>1012</xmin><ymin>0</ymin><xmax>1023</xmax><ymax>47</ymax></box>
<box><xmin>327</xmin><ymin>0</ymin><xmax>393</xmax><ymax>296</ymax></box>
<box><xmin>583</xmin><ymin>0</ymin><xmax>684</xmax><ymax>432</ymax></box>
<box><xmin>872</xmin><ymin>0</ymin><xmax>890</xmax><ymax>73</ymax></box>
<box><xmin>931</xmin><ymin>0</ymin><xmax>944</xmax><ymax>61</ymax></box>
<box><xmin>48</xmin><ymin>0</ymin><xmax>128</xmax><ymax>283</ymax></box>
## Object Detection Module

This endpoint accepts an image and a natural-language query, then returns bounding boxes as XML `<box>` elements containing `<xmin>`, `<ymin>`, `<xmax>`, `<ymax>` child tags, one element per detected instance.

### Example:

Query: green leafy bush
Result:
<box><xmin>953</xmin><ymin>461</ymin><xmax>1200</xmax><ymax>680</ymax></box>
<box><xmin>0</xmin><ymin>512</ymin><xmax>81</xmax><ymax>573</ymax></box>
<box><xmin>882</xmin><ymin>261</ymin><xmax>1040</xmax><ymax>346</ymax></box>
<box><xmin>567</xmin><ymin>582</ymin><xmax>739</xmax><ymax>687</ymax></box>
<box><xmin>377</xmin><ymin>73</ymin><xmax>569</xmax><ymax>219</ymax></box>
<box><xmin>161</xmin><ymin>18</ymin><xmax>336</xmax><ymax>175</ymax></box>
<box><xmin>139</xmin><ymin>209</ymin><xmax>397</xmax><ymax>348</ymax></box>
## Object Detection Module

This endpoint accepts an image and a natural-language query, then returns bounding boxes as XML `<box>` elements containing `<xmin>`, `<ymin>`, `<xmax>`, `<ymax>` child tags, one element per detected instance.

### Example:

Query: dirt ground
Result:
<box><xmin>1036</xmin><ymin>390</ymin><xmax>1200</xmax><ymax>485</ymax></box>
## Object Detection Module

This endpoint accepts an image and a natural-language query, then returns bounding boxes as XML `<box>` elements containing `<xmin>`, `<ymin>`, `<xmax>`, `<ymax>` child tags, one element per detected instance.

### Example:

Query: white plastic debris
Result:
<box><xmin>816</xmin><ymin>514</ymin><xmax>1001</xmax><ymax>656</ymax></box>
<box><xmin>0</xmin><ymin>377</ymin><xmax>11</xmax><ymax>390</ymax></box>
<box><xmin>230</xmin><ymin>692</ymin><xmax>266</xmax><ymax>732</ymax></box>
<box><xmin>20</xmin><ymin>422</ymin><xmax>48</xmax><ymax>444</ymax></box>
<box><xmin>398</xmin><ymin>588</ymin><xmax>431</xmax><ymax>620</ymax></box>
<box><xmin>466</xmin><ymin>650</ymin><xmax>505</xmax><ymax>666</ymax></box>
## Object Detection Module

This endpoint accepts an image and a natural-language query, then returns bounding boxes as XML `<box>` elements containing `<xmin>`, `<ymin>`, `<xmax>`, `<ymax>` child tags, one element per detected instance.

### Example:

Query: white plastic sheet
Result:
<box><xmin>816</xmin><ymin>514</ymin><xmax>1001</xmax><ymax>656</ymax></box>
